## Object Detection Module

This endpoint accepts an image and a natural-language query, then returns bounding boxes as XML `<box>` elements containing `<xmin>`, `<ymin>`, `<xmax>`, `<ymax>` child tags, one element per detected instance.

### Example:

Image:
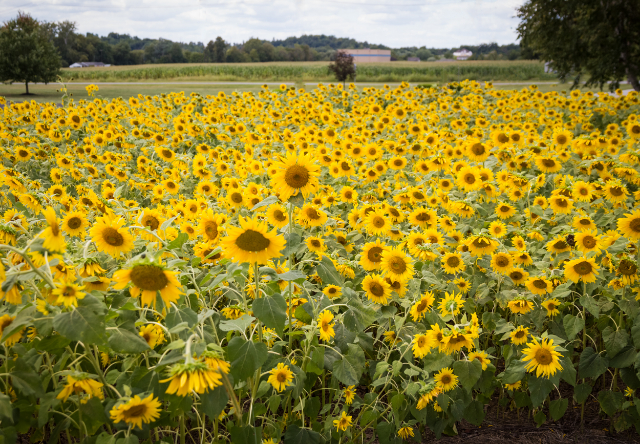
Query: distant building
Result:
<box><xmin>69</xmin><ymin>62</ymin><xmax>110</xmax><ymax>68</ymax></box>
<box><xmin>340</xmin><ymin>49</ymin><xmax>391</xmax><ymax>63</ymax></box>
<box><xmin>407</xmin><ymin>57</ymin><xmax>420</xmax><ymax>62</ymax></box>
<box><xmin>452</xmin><ymin>49</ymin><xmax>472</xmax><ymax>60</ymax></box>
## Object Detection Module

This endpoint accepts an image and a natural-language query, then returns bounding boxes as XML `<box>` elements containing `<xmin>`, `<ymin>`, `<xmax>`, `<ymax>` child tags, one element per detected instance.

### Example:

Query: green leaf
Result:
<box><xmin>81</xmin><ymin>396</ymin><xmax>108</xmax><ymax>435</ymax></box>
<box><xmin>219</xmin><ymin>314</ymin><xmax>255</xmax><ymax>333</ymax></box>
<box><xmin>316</xmin><ymin>255</ymin><xmax>344</xmax><ymax>287</ymax></box>
<box><xmin>283</xmin><ymin>424</ymin><xmax>321</xmax><ymax>444</ymax></box>
<box><xmin>276</xmin><ymin>270</ymin><xmax>306</xmax><ymax>281</ymax></box>
<box><xmin>549</xmin><ymin>398</ymin><xmax>568</xmax><ymax>420</ymax></box>
<box><xmin>562</xmin><ymin>314</ymin><xmax>585</xmax><ymax>341</ymax></box>
<box><xmin>108</xmin><ymin>327</ymin><xmax>150</xmax><ymax>354</ymax></box>
<box><xmin>574</xmin><ymin>383</ymin><xmax>592</xmax><ymax>404</ymax></box>
<box><xmin>283</xmin><ymin>232</ymin><xmax>302</xmax><ymax>257</ymax></box>
<box><xmin>0</xmin><ymin>393</ymin><xmax>12</xmax><ymax>419</ymax></box>
<box><xmin>166</xmin><ymin>307</ymin><xmax>198</xmax><ymax>332</ymax></box>
<box><xmin>422</xmin><ymin>351</ymin><xmax>453</xmax><ymax>373</ymax></box>
<box><xmin>229</xmin><ymin>425</ymin><xmax>262</xmax><ymax>444</ymax></box>
<box><xmin>501</xmin><ymin>359</ymin><xmax>526</xmax><ymax>384</ymax></box>
<box><xmin>167</xmin><ymin>232</ymin><xmax>188</xmax><ymax>250</ymax></box>
<box><xmin>551</xmin><ymin>282</ymin><xmax>572</xmax><ymax>299</ymax></box>
<box><xmin>452</xmin><ymin>360</ymin><xmax>483</xmax><ymax>391</ymax></box>
<box><xmin>227</xmin><ymin>336</ymin><xmax>268</xmax><ymax>381</ymax></box>
<box><xmin>610</xmin><ymin>346</ymin><xmax>637</xmax><ymax>368</ymax></box>
<box><xmin>11</xmin><ymin>358</ymin><xmax>43</xmax><ymax>397</ymax></box>
<box><xmin>579</xmin><ymin>347</ymin><xmax>609</xmax><ymax>379</ymax></box>
<box><xmin>343</xmin><ymin>297</ymin><xmax>376</xmax><ymax>333</ymax></box>
<box><xmin>529</xmin><ymin>375</ymin><xmax>554</xmax><ymax>408</ymax></box>
<box><xmin>580</xmin><ymin>294</ymin><xmax>600</xmax><ymax>317</ymax></box>
<box><xmin>252</xmin><ymin>294</ymin><xmax>287</xmax><ymax>336</ymax></box>
<box><xmin>598</xmin><ymin>390</ymin><xmax>624</xmax><ymax>416</ymax></box>
<box><xmin>53</xmin><ymin>306</ymin><xmax>107</xmax><ymax>347</ymax></box>
<box><xmin>463</xmin><ymin>400</ymin><xmax>485</xmax><ymax>426</ymax></box>
<box><xmin>534</xmin><ymin>410</ymin><xmax>546</xmax><ymax>427</ymax></box>
<box><xmin>200</xmin><ymin>385</ymin><xmax>228</xmax><ymax>419</ymax></box>
<box><xmin>332</xmin><ymin>344</ymin><xmax>364</xmax><ymax>386</ymax></box>
<box><xmin>251</xmin><ymin>195</ymin><xmax>279</xmax><ymax>211</ymax></box>
<box><xmin>603</xmin><ymin>327</ymin><xmax>629</xmax><ymax>358</ymax></box>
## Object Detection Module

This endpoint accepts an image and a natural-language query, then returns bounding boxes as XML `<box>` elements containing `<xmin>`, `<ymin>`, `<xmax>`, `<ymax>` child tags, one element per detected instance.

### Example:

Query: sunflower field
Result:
<box><xmin>0</xmin><ymin>81</ymin><xmax>640</xmax><ymax>444</ymax></box>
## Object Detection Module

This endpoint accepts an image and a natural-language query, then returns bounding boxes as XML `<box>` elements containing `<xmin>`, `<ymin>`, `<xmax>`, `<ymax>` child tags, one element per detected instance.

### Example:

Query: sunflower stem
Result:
<box><xmin>179</xmin><ymin>413</ymin><xmax>185</xmax><ymax>444</ymax></box>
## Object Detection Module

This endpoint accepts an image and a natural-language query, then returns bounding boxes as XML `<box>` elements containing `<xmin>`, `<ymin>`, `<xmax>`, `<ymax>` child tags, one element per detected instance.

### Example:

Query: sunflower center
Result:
<box><xmin>122</xmin><ymin>403</ymin><xmax>148</xmax><ymax>419</ymax></box>
<box><xmin>305</xmin><ymin>208</ymin><xmax>320</xmax><ymax>220</ymax></box>
<box><xmin>573</xmin><ymin>261</ymin><xmax>593</xmax><ymax>275</ymax></box>
<box><xmin>440</xmin><ymin>374</ymin><xmax>452</xmax><ymax>385</ymax></box>
<box><xmin>235</xmin><ymin>229</ymin><xmax>270</xmax><ymax>252</ymax></box>
<box><xmin>67</xmin><ymin>217</ymin><xmax>82</xmax><ymax>229</ymax></box>
<box><xmin>495</xmin><ymin>256</ymin><xmax>510</xmax><ymax>267</ymax></box>
<box><xmin>161</xmin><ymin>149</ymin><xmax>172</xmax><ymax>158</ymax></box>
<box><xmin>284</xmin><ymin>165</ymin><xmax>310</xmax><ymax>189</ymax></box>
<box><xmin>367</xmin><ymin>247</ymin><xmax>383</xmax><ymax>263</ymax></box>
<box><xmin>547</xmin><ymin>303</ymin><xmax>556</xmax><ymax>310</ymax></box>
<box><xmin>463</xmin><ymin>173</ymin><xmax>476</xmax><ymax>184</ymax></box>
<box><xmin>471</xmin><ymin>143</ymin><xmax>485</xmax><ymax>155</ymax></box>
<box><xmin>272</xmin><ymin>210</ymin><xmax>286</xmax><ymax>222</ymax></box>
<box><xmin>449</xmin><ymin>334</ymin><xmax>466</xmax><ymax>345</ymax></box>
<box><xmin>369</xmin><ymin>282</ymin><xmax>384</xmax><ymax>297</ymax></box>
<box><xmin>556</xmin><ymin>135</ymin><xmax>567</xmax><ymax>144</ymax></box>
<box><xmin>310</xmin><ymin>239</ymin><xmax>321</xmax><ymax>248</ymax></box>
<box><xmin>533</xmin><ymin>279</ymin><xmax>547</xmax><ymax>289</ymax></box>
<box><xmin>555</xmin><ymin>198</ymin><xmax>568</xmax><ymax>208</ymax></box>
<box><xmin>610</xmin><ymin>186</ymin><xmax>624</xmax><ymax>197</ymax></box>
<box><xmin>230</xmin><ymin>192</ymin><xmax>243</xmax><ymax>203</ymax></box>
<box><xmin>515</xmin><ymin>330</ymin><xmax>525</xmax><ymax>338</ymax></box>
<box><xmin>276</xmin><ymin>372</ymin><xmax>288</xmax><ymax>383</ymax></box>
<box><xmin>534</xmin><ymin>348</ymin><xmax>552</xmax><ymax>365</ymax></box>
<box><xmin>417</xmin><ymin>337</ymin><xmax>426</xmax><ymax>347</ymax></box>
<box><xmin>619</xmin><ymin>260</ymin><xmax>637</xmax><ymax>276</ymax></box>
<box><xmin>510</xmin><ymin>271</ymin><xmax>523</xmax><ymax>280</ymax></box>
<box><xmin>372</xmin><ymin>216</ymin><xmax>386</xmax><ymax>228</ymax></box>
<box><xmin>143</xmin><ymin>216</ymin><xmax>160</xmax><ymax>231</ymax></box>
<box><xmin>446</xmin><ymin>256</ymin><xmax>460</xmax><ymax>267</ymax></box>
<box><xmin>629</xmin><ymin>218</ymin><xmax>640</xmax><ymax>233</ymax></box>
<box><xmin>204</xmin><ymin>221</ymin><xmax>218</xmax><ymax>240</ymax></box>
<box><xmin>102</xmin><ymin>227</ymin><xmax>124</xmax><ymax>246</ymax></box>
<box><xmin>582</xmin><ymin>236</ymin><xmax>596</xmax><ymax>248</ymax></box>
<box><xmin>553</xmin><ymin>240</ymin><xmax>568</xmax><ymax>249</ymax></box>
<box><xmin>472</xmin><ymin>238</ymin><xmax>489</xmax><ymax>248</ymax></box>
<box><xmin>130</xmin><ymin>265</ymin><xmax>169</xmax><ymax>291</ymax></box>
<box><xmin>542</xmin><ymin>159</ymin><xmax>556</xmax><ymax>168</ymax></box>
<box><xmin>388</xmin><ymin>256</ymin><xmax>407</xmax><ymax>274</ymax></box>
<box><xmin>416</xmin><ymin>300</ymin><xmax>428</xmax><ymax>311</ymax></box>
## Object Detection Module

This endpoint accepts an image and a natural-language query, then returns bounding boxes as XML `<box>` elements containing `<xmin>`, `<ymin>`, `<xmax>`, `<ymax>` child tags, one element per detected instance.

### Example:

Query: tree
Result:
<box><xmin>0</xmin><ymin>12</ymin><xmax>60</xmax><ymax>94</ymax></box>
<box><xmin>203</xmin><ymin>40</ymin><xmax>215</xmax><ymax>62</ymax></box>
<box><xmin>213</xmin><ymin>37</ymin><xmax>226</xmax><ymax>63</ymax></box>
<box><xmin>328</xmin><ymin>50</ymin><xmax>356</xmax><ymax>86</ymax></box>
<box><xmin>517</xmin><ymin>0</ymin><xmax>640</xmax><ymax>91</ymax></box>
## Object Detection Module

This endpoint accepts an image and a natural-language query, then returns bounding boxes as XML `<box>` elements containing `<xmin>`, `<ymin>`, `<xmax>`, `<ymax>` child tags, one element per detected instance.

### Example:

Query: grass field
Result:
<box><xmin>0</xmin><ymin>80</ymin><xmax>633</xmax><ymax>104</ymax></box>
<box><xmin>58</xmin><ymin>60</ymin><xmax>556</xmax><ymax>83</ymax></box>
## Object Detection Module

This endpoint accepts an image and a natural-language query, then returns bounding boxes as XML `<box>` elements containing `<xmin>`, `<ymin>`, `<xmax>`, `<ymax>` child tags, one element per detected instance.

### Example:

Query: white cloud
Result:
<box><xmin>0</xmin><ymin>0</ymin><xmax>525</xmax><ymax>47</ymax></box>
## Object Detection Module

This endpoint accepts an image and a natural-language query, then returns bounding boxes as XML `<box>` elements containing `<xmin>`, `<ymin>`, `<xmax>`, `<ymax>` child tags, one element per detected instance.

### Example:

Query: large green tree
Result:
<box><xmin>517</xmin><ymin>0</ymin><xmax>640</xmax><ymax>91</ymax></box>
<box><xmin>0</xmin><ymin>12</ymin><xmax>61</xmax><ymax>94</ymax></box>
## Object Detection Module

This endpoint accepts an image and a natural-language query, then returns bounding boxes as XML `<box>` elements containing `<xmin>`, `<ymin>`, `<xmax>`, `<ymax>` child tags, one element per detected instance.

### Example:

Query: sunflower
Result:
<box><xmin>57</xmin><ymin>374</ymin><xmax>104</xmax><ymax>402</ymax></box>
<box><xmin>617</xmin><ymin>259</ymin><xmax>638</xmax><ymax>285</ymax></box>
<box><xmin>265</xmin><ymin>204</ymin><xmax>289</xmax><ymax>228</ymax></box>
<box><xmin>61</xmin><ymin>211</ymin><xmax>88</xmax><ymax>237</ymax></box>
<box><xmin>270</xmin><ymin>152</ymin><xmax>321</xmax><ymax>201</ymax></box>
<box><xmin>110</xmin><ymin>394</ymin><xmax>162</xmax><ymax>429</ymax></box>
<box><xmin>564</xmin><ymin>257</ymin><xmax>599</xmax><ymax>283</ymax></box>
<box><xmin>139</xmin><ymin>324</ymin><xmax>165</xmax><ymax>348</ymax></box>
<box><xmin>495</xmin><ymin>202</ymin><xmax>516</xmax><ymax>219</ymax></box>
<box><xmin>52</xmin><ymin>278</ymin><xmax>86</xmax><ymax>308</ymax></box>
<box><xmin>40</xmin><ymin>207</ymin><xmax>66</xmax><ymax>253</ymax></box>
<box><xmin>343</xmin><ymin>385</ymin><xmax>356</xmax><ymax>405</ymax></box>
<box><xmin>417</xmin><ymin>384</ymin><xmax>442</xmax><ymax>410</ymax></box>
<box><xmin>618</xmin><ymin>209</ymin><xmax>640</xmax><ymax>240</ymax></box>
<box><xmin>408</xmin><ymin>207</ymin><xmax>437</xmax><ymax>228</ymax></box>
<box><xmin>522</xmin><ymin>338</ymin><xmax>563</xmax><ymax>378</ymax></box>
<box><xmin>268</xmin><ymin>363</ymin><xmax>294</xmax><ymax>392</ymax></box>
<box><xmin>362</xmin><ymin>274</ymin><xmax>391</xmax><ymax>304</ymax></box>
<box><xmin>508</xmin><ymin>267</ymin><xmax>529</xmax><ymax>285</ymax></box>
<box><xmin>572</xmin><ymin>216</ymin><xmax>596</xmax><ymax>232</ymax></box>
<box><xmin>434</xmin><ymin>367</ymin><xmax>458</xmax><ymax>392</ymax></box>
<box><xmin>546</xmin><ymin>236</ymin><xmax>571</xmax><ymax>254</ymax></box>
<box><xmin>0</xmin><ymin>263</ymin><xmax>21</xmax><ymax>304</ymax></box>
<box><xmin>508</xmin><ymin>298</ymin><xmax>534</xmax><ymax>314</ymax></box>
<box><xmin>548</xmin><ymin>195</ymin><xmax>573</xmax><ymax>214</ymax></box>
<box><xmin>466</xmin><ymin>235</ymin><xmax>498</xmax><ymax>256</ymax></box>
<box><xmin>298</xmin><ymin>204</ymin><xmax>328</xmax><ymax>227</ymax></box>
<box><xmin>511</xmin><ymin>235</ymin><xmax>526</xmax><ymax>251</ymax></box>
<box><xmin>90</xmin><ymin>215</ymin><xmax>135</xmax><ymax>257</ymax></box>
<box><xmin>220</xmin><ymin>216</ymin><xmax>286</xmax><ymax>264</ymax></box>
<box><xmin>113</xmin><ymin>259</ymin><xmax>183</xmax><ymax>308</ymax></box>
<box><xmin>410</xmin><ymin>292</ymin><xmax>435</xmax><ymax>321</ymax></box>
<box><xmin>574</xmin><ymin>230</ymin><xmax>601</xmax><ymax>254</ymax></box>
<box><xmin>412</xmin><ymin>333</ymin><xmax>433</xmax><ymax>358</ymax></box>
<box><xmin>333</xmin><ymin>411</ymin><xmax>353</xmax><ymax>432</ymax></box>
<box><xmin>380</xmin><ymin>247</ymin><xmax>414</xmax><ymax>282</ymax></box>
<box><xmin>490</xmin><ymin>252</ymin><xmax>514</xmax><ymax>274</ymax></box>
<box><xmin>442</xmin><ymin>329</ymin><xmax>474</xmax><ymax>354</ymax></box>
<box><xmin>572</xmin><ymin>181</ymin><xmax>594</xmax><ymax>202</ymax></box>
<box><xmin>305</xmin><ymin>236</ymin><xmax>326</xmax><ymax>255</ymax></box>
<box><xmin>603</xmin><ymin>182</ymin><xmax>628</xmax><ymax>203</ymax></box>
<box><xmin>542</xmin><ymin>299</ymin><xmax>561</xmax><ymax>317</ymax></box>
<box><xmin>441</xmin><ymin>252</ymin><xmax>465</xmax><ymax>274</ymax></box>
<box><xmin>438</xmin><ymin>292</ymin><xmax>464</xmax><ymax>317</ymax></box>
<box><xmin>321</xmin><ymin>284</ymin><xmax>341</xmax><ymax>299</ymax></box>
<box><xmin>162</xmin><ymin>361</ymin><xmax>222</xmax><ymax>396</ymax></box>
<box><xmin>488</xmin><ymin>221</ymin><xmax>507</xmax><ymax>238</ymax></box>
<box><xmin>525</xmin><ymin>276</ymin><xmax>552</xmax><ymax>295</ymax></box>
<box><xmin>0</xmin><ymin>314</ymin><xmax>24</xmax><ymax>347</ymax></box>
<box><xmin>510</xmin><ymin>326</ymin><xmax>529</xmax><ymax>345</ymax></box>
<box><xmin>469</xmin><ymin>351</ymin><xmax>490</xmax><ymax>370</ymax></box>
<box><xmin>317</xmin><ymin>310</ymin><xmax>335</xmax><ymax>342</ymax></box>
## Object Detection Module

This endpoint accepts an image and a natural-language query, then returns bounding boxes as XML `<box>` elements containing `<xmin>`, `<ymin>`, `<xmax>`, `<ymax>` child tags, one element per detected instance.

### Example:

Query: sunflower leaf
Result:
<box><xmin>316</xmin><ymin>255</ymin><xmax>344</xmax><ymax>287</ymax></box>
<box><xmin>53</xmin><ymin>306</ymin><xmax>108</xmax><ymax>347</ymax></box>
<box><xmin>250</xmin><ymin>195</ymin><xmax>279</xmax><ymax>211</ymax></box>
<box><xmin>227</xmin><ymin>337</ymin><xmax>268</xmax><ymax>381</ymax></box>
<box><xmin>453</xmin><ymin>360</ymin><xmax>483</xmax><ymax>391</ymax></box>
<box><xmin>252</xmin><ymin>294</ymin><xmax>287</xmax><ymax>336</ymax></box>
<box><xmin>579</xmin><ymin>347</ymin><xmax>609</xmax><ymax>379</ymax></box>
<box><xmin>563</xmin><ymin>314</ymin><xmax>585</xmax><ymax>341</ymax></box>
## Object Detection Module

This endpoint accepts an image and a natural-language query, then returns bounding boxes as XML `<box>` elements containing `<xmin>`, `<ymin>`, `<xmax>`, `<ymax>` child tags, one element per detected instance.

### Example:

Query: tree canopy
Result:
<box><xmin>328</xmin><ymin>51</ymin><xmax>356</xmax><ymax>85</ymax></box>
<box><xmin>0</xmin><ymin>12</ymin><xmax>61</xmax><ymax>94</ymax></box>
<box><xmin>517</xmin><ymin>0</ymin><xmax>640</xmax><ymax>91</ymax></box>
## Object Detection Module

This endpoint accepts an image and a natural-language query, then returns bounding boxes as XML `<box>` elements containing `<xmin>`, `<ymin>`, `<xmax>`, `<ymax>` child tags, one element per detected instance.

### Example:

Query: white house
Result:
<box><xmin>452</xmin><ymin>49</ymin><xmax>472</xmax><ymax>61</ymax></box>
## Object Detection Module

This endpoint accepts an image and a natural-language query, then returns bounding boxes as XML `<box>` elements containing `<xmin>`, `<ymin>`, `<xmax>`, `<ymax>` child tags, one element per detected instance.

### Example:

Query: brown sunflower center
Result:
<box><xmin>122</xmin><ymin>404</ymin><xmax>148</xmax><ymax>419</ymax></box>
<box><xmin>547</xmin><ymin>303</ymin><xmax>556</xmax><ymax>310</ymax></box>
<box><xmin>369</xmin><ymin>282</ymin><xmax>384</xmax><ymax>297</ymax></box>
<box><xmin>556</xmin><ymin>135</ymin><xmax>567</xmax><ymax>144</ymax></box>
<box><xmin>619</xmin><ymin>260</ymin><xmax>637</xmax><ymax>276</ymax></box>
<box><xmin>235</xmin><ymin>229</ymin><xmax>270</xmax><ymax>252</ymax></box>
<box><xmin>284</xmin><ymin>165</ymin><xmax>310</xmax><ymax>189</ymax></box>
<box><xmin>161</xmin><ymin>149</ymin><xmax>172</xmax><ymax>158</ymax></box>
<box><xmin>471</xmin><ymin>143</ymin><xmax>485</xmax><ymax>155</ymax></box>
<box><xmin>305</xmin><ymin>208</ymin><xmax>320</xmax><ymax>220</ymax></box>
<box><xmin>449</xmin><ymin>334</ymin><xmax>466</xmax><ymax>345</ymax></box>
<box><xmin>310</xmin><ymin>239</ymin><xmax>321</xmax><ymax>248</ymax></box>
<box><xmin>553</xmin><ymin>240</ymin><xmax>568</xmax><ymax>250</ymax></box>
<box><xmin>417</xmin><ymin>336</ymin><xmax>427</xmax><ymax>347</ymax></box>
<box><xmin>367</xmin><ymin>246</ymin><xmax>383</xmax><ymax>263</ymax></box>
<box><xmin>610</xmin><ymin>186</ymin><xmax>624</xmax><ymax>197</ymax></box>
<box><xmin>67</xmin><ymin>217</ymin><xmax>82</xmax><ymax>229</ymax></box>
<box><xmin>542</xmin><ymin>159</ymin><xmax>556</xmax><ymax>168</ymax></box>
<box><xmin>204</xmin><ymin>221</ymin><xmax>218</xmax><ymax>240</ymax></box>
<box><xmin>446</xmin><ymin>256</ymin><xmax>460</xmax><ymax>268</ymax></box>
<box><xmin>440</xmin><ymin>374</ymin><xmax>452</xmax><ymax>385</ymax></box>
<box><xmin>273</xmin><ymin>210</ymin><xmax>287</xmax><ymax>222</ymax></box>
<box><xmin>533</xmin><ymin>279</ymin><xmax>548</xmax><ymax>289</ymax></box>
<box><xmin>388</xmin><ymin>256</ymin><xmax>407</xmax><ymax>274</ymax></box>
<box><xmin>276</xmin><ymin>372</ymin><xmax>288</xmax><ymax>383</ymax></box>
<box><xmin>130</xmin><ymin>265</ymin><xmax>169</xmax><ymax>291</ymax></box>
<box><xmin>102</xmin><ymin>227</ymin><xmax>124</xmax><ymax>246</ymax></box>
<box><xmin>534</xmin><ymin>348</ymin><xmax>552</xmax><ymax>365</ymax></box>
<box><xmin>510</xmin><ymin>271</ymin><xmax>523</xmax><ymax>280</ymax></box>
<box><xmin>582</xmin><ymin>236</ymin><xmax>596</xmax><ymax>249</ymax></box>
<box><xmin>463</xmin><ymin>173</ymin><xmax>476</xmax><ymax>184</ymax></box>
<box><xmin>142</xmin><ymin>215</ymin><xmax>160</xmax><ymax>231</ymax></box>
<box><xmin>230</xmin><ymin>192</ymin><xmax>243</xmax><ymax>203</ymax></box>
<box><xmin>629</xmin><ymin>218</ymin><xmax>640</xmax><ymax>233</ymax></box>
<box><xmin>573</xmin><ymin>261</ymin><xmax>593</xmax><ymax>275</ymax></box>
<box><xmin>515</xmin><ymin>330</ymin><xmax>525</xmax><ymax>338</ymax></box>
<box><xmin>416</xmin><ymin>300</ymin><xmax>428</xmax><ymax>312</ymax></box>
<box><xmin>495</xmin><ymin>255</ymin><xmax>510</xmax><ymax>267</ymax></box>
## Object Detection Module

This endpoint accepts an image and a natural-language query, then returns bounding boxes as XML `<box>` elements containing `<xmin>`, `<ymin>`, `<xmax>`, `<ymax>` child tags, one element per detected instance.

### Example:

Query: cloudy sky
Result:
<box><xmin>0</xmin><ymin>0</ymin><xmax>524</xmax><ymax>48</ymax></box>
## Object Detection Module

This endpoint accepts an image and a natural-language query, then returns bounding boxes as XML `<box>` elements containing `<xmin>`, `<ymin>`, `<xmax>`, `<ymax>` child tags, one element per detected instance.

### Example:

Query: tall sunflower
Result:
<box><xmin>162</xmin><ymin>361</ymin><xmax>222</xmax><ymax>396</ymax></box>
<box><xmin>362</xmin><ymin>274</ymin><xmax>391</xmax><ymax>304</ymax></box>
<box><xmin>61</xmin><ymin>211</ymin><xmax>88</xmax><ymax>237</ymax></box>
<box><xmin>441</xmin><ymin>252</ymin><xmax>465</xmax><ymax>274</ymax></box>
<box><xmin>268</xmin><ymin>363</ymin><xmax>294</xmax><ymax>392</ymax></box>
<box><xmin>90</xmin><ymin>215</ymin><xmax>135</xmax><ymax>257</ymax></box>
<box><xmin>220</xmin><ymin>216</ymin><xmax>286</xmax><ymax>264</ymax></box>
<box><xmin>317</xmin><ymin>310</ymin><xmax>335</xmax><ymax>342</ymax></box>
<box><xmin>40</xmin><ymin>207</ymin><xmax>66</xmax><ymax>252</ymax></box>
<box><xmin>410</xmin><ymin>292</ymin><xmax>435</xmax><ymax>321</ymax></box>
<box><xmin>434</xmin><ymin>367</ymin><xmax>458</xmax><ymax>392</ymax></box>
<box><xmin>380</xmin><ymin>247</ymin><xmax>414</xmax><ymax>282</ymax></box>
<box><xmin>618</xmin><ymin>209</ymin><xmax>640</xmax><ymax>240</ymax></box>
<box><xmin>110</xmin><ymin>394</ymin><xmax>161</xmax><ymax>429</ymax></box>
<box><xmin>522</xmin><ymin>338</ymin><xmax>563</xmax><ymax>378</ymax></box>
<box><xmin>270</xmin><ymin>152</ymin><xmax>321</xmax><ymax>201</ymax></box>
<box><xmin>113</xmin><ymin>259</ymin><xmax>183</xmax><ymax>308</ymax></box>
<box><xmin>359</xmin><ymin>240</ymin><xmax>388</xmax><ymax>271</ymax></box>
<box><xmin>564</xmin><ymin>257</ymin><xmax>599</xmax><ymax>283</ymax></box>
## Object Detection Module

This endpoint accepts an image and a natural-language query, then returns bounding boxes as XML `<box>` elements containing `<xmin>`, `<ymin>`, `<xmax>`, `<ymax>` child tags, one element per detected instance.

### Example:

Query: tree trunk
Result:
<box><xmin>627</xmin><ymin>68</ymin><xmax>640</xmax><ymax>91</ymax></box>
<box><xmin>25</xmin><ymin>81</ymin><xmax>29</xmax><ymax>95</ymax></box>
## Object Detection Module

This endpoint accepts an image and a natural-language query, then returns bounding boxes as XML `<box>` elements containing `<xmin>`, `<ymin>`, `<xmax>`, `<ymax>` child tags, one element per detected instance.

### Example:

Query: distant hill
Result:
<box><xmin>270</xmin><ymin>34</ymin><xmax>389</xmax><ymax>50</ymax></box>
